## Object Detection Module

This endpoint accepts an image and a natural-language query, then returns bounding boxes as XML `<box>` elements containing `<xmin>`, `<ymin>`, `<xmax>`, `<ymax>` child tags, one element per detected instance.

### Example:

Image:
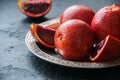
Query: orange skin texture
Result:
<box><xmin>54</xmin><ymin>19</ymin><xmax>94</xmax><ymax>60</ymax></box>
<box><xmin>30</xmin><ymin>23</ymin><xmax>56</xmax><ymax>48</ymax></box>
<box><xmin>91</xmin><ymin>4</ymin><xmax>120</xmax><ymax>42</ymax></box>
<box><xmin>60</xmin><ymin>5</ymin><xmax>95</xmax><ymax>25</ymax></box>
<box><xmin>17</xmin><ymin>0</ymin><xmax>52</xmax><ymax>18</ymax></box>
<box><xmin>91</xmin><ymin>35</ymin><xmax>120</xmax><ymax>62</ymax></box>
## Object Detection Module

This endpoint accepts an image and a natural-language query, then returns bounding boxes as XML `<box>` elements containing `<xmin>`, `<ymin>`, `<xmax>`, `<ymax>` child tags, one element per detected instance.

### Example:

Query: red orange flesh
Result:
<box><xmin>91</xmin><ymin>35</ymin><xmax>120</xmax><ymax>62</ymax></box>
<box><xmin>30</xmin><ymin>23</ymin><xmax>56</xmax><ymax>48</ymax></box>
<box><xmin>17</xmin><ymin>0</ymin><xmax>52</xmax><ymax>18</ymax></box>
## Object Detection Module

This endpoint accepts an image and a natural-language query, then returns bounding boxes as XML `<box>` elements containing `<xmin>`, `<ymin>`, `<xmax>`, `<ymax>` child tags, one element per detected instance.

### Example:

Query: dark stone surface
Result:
<box><xmin>0</xmin><ymin>0</ymin><xmax>120</xmax><ymax>80</ymax></box>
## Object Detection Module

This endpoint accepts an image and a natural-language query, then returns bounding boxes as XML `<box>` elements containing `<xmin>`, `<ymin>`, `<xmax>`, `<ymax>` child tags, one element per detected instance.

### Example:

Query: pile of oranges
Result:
<box><xmin>18</xmin><ymin>1</ymin><xmax>120</xmax><ymax>62</ymax></box>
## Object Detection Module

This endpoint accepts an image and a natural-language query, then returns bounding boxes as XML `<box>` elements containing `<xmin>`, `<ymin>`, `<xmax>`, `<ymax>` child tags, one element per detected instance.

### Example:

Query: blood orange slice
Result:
<box><xmin>91</xmin><ymin>35</ymin><xmax>120</xmax><ymax>62</ymax></box>
<box><xmin>30</xmin><ymin>23</ymin><xmax>56</xmax><ymax>48</ymax></box>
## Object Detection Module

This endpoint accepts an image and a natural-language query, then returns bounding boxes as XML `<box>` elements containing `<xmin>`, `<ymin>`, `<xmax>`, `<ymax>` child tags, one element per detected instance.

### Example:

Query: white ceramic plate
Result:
<box><xmin>25</xmin><ymin>18</ymin><xmax>120</xmax><ymax>68</ymax></box>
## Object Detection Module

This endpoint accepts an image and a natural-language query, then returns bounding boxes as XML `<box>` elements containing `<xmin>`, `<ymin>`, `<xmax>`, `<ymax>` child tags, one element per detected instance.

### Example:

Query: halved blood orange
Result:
<box><xmin>90</xmin><ymin>35</ymin><xmax>120</xmax><ymax>62</ymax></box>
<box><xmin>30</xmin><ymin>23</ymin><xmax>57</xmax><ymax>48</ymax></box>
<box><xmin>17</xmin><ymin>0</ymin><xmax>52</xmax><ymax>18</ymax></box>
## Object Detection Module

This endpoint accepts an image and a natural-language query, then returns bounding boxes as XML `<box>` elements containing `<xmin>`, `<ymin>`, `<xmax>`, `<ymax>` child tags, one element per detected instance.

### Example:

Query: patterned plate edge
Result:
<box><xmin>25</xmin><ymin>18</ymin><xmax>120</xmax><ymax>68</ymax></box>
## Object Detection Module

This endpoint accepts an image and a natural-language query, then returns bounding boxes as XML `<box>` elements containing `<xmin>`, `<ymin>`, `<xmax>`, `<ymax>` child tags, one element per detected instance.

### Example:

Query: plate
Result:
<box><xmin>25</xmin><ymin>18</ymin><xmax>120</xmax><ymax>68</ymax></box>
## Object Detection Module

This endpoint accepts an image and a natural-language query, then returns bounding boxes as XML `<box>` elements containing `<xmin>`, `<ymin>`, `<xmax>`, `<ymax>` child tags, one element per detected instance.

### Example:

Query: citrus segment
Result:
<box><xmin>30</xmin><ymin>23</ymin><xmax>55</xmax><ymax>48</ymax></box>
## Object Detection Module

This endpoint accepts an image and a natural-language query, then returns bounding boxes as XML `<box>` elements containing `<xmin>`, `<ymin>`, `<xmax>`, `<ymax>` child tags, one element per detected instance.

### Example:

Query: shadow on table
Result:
<box><xmin>29</xmin><ymin>53</ymin><xmax>120</xmax><ymax>80</ymax></box>
<box><xmin>21</xmin><ymin>16</ymin><xmax>50</xmax><ymax>24</ymax></box>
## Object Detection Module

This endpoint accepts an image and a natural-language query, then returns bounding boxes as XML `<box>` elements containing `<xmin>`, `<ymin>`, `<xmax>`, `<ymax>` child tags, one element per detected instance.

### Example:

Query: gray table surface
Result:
<box><xmin>0</xmin><ymin>0</ymin><xmax>120</xmax><ymax>80</ymax></box>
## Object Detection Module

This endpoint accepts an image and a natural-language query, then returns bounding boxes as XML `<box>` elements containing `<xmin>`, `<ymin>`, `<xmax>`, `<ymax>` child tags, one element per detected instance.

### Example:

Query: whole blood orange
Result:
<box><xmin>91</xmin><ymin>4</ymin><xmax>120</xmax><ymax>42</ymax></box>
<box><xmin>54</xmin><ymin>19</ymin><xmax>94</xmax><ymax>60</ymax></box>
<box><xmin>17</xmin><ymin>0</ymin><xmax>52</xmax><ymax>18</ymax></box>
<box><xmin>60</xmin><ymin>5</ymin><xmax>95</xmax><ymax>25</ymax></box>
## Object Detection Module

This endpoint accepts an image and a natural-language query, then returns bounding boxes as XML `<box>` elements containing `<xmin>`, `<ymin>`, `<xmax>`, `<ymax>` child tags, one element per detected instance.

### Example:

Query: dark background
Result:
<box><xmin>0</xmin><ymin>0</ymin><xmax>120</xmax><ymax>80</ymax></box>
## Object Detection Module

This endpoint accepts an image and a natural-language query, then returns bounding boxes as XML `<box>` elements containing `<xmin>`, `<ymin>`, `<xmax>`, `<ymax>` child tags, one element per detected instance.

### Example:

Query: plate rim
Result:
<box><xmin>25</xmin><ymin>18</ymin><xmax>120</xmax><ymax>68</ymax></box>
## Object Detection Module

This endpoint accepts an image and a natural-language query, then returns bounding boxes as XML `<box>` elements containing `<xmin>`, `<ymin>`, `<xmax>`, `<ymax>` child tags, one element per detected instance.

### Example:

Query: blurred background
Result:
<box><xmin>0</xmin><ymin>0</ymin><xmax>120</xmax><ymax>80</ymax></box>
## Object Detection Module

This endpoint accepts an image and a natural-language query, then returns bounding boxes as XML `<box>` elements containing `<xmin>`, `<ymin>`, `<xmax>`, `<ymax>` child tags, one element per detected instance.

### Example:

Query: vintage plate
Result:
<box><xmin>25</xmin><ymin>18</ymin><xmax>120</xmax><ymax>68</ymax></box>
